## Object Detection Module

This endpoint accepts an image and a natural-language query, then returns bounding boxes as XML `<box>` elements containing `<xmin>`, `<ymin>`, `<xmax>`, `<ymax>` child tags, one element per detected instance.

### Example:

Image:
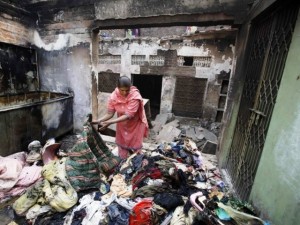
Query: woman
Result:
<box><xmin>95</xmin><ymin>76</ymin><xmax>148</xmax><ymax>159</ymax></box>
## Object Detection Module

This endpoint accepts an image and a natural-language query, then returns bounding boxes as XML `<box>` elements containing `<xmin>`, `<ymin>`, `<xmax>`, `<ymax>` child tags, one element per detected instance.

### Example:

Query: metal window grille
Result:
<box><xmin>226</xmin><ymin>1</ymin><xmax>299</xmax><ymax>200</ymax></box>
<box><xmin>193</xmin><ymin>56</ymin><xmax>212</xmax><ymax>67</ymax></box>
<box><xmin>177</xmin><ymin>56</ymin><xmax>185</xmax><ymax>66</ymax></box>
<box><xmin>131</xmin><ymin>55</ymin><xmax>146</xmax><ymax>65</ymax></box>
<box><xmin>149</xmin><ymin>55</ymin><xmax>165</xmax><ymax>66</ymax></box>
<box><xmin>99</xmin><ymin>55</ymin><xmax>121</xmax><ymax>64</ymax></box>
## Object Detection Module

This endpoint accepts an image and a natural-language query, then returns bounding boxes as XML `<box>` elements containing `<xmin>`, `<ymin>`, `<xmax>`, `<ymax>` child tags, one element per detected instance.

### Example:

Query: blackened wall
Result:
<box><xmin>38</xmin><ymin>43</ymin><xmax>92</xmax><ymax>131</ymax></box>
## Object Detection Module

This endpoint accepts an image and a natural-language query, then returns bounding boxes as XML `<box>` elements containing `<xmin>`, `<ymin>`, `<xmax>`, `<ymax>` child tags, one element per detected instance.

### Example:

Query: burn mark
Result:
<box><xmin>0</xmin><ymin>42</ymin><xmax>38</xmax><ymax>95</ymax></box>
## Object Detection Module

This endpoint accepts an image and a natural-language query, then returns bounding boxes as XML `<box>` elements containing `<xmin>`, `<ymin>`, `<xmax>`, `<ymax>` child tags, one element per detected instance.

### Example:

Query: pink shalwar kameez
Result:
<box><xmin>108</xmin><ymin>86</ymin><xmax>148</xmax><ymax>159</ymax></box>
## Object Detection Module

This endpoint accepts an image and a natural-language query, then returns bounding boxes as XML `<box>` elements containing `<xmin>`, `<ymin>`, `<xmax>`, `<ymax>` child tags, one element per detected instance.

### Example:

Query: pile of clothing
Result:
<box><xmin>0</xmin><ymin>120</ymin><xmax>270</xmax><ymax>225</ymax></box>
<box><xmin>0</xmin><ymin>148</ymin><xmax>42</xmax><ymax>203</ymax></box>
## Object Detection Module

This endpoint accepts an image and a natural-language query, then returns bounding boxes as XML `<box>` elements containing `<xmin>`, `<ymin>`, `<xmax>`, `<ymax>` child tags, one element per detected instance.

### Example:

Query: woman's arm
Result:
<box><xmin>99</xmin><ymin>115</ymin><xmax>129</xmax><ymax>131</ymax></box>
<box><xmin>92</xmin><ymin>112</ymin><xmax>114</xmax><ymax>124</ymax></box>
<box><xmin>105</xmin><ymin>115</ymin><xmax>128</xmax><ymax>124</ymax></box>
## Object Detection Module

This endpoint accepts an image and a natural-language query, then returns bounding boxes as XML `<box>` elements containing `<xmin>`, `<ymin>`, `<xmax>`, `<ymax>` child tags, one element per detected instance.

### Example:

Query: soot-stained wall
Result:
<box><xmin>0</xmin><ymin>42</ymin><xmax>38</xmax><ymax>95</ymax></box>
<box><xmin>37</xmin><ymin>42</ymin><xmax>92</xmax><ymax>131</ymax></box>
<box><xmin>97</xmin><ymin>29</ymin><xmax>236</xmax><ymax>121</ymax></box>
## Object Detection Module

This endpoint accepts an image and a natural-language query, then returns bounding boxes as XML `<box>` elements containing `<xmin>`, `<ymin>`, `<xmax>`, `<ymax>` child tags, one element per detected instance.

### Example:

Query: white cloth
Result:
<box><xmin>0</xmin><ymin>157</ymin><xmax>23</xmax><ymax>192</ymax></box>
<box><xmin>170</xmin><ymin>206</ymin><xmax>197</xmax><ymax>225</ymax></box>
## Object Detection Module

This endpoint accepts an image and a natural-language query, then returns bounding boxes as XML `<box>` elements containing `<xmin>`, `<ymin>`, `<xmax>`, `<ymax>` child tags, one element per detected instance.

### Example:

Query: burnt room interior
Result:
<box><xmin>0</xmin><ymin>0</ymin><xmax>300</xmax><ymax>224</ymax></box>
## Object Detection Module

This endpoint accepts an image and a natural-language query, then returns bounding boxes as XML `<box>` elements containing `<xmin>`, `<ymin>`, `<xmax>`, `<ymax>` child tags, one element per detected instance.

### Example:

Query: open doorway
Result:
<box><xmin>132</xmin><ymin>74</ymin><xmax>162</xmax><ymax>119</ymax></box>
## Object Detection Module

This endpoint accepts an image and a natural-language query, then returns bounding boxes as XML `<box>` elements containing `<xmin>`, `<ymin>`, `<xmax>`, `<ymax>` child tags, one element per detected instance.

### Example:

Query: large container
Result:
<box><xmin>0</xmin><ymin>91</ymin><xmax>73</xmax><ymax>156</ymax></box>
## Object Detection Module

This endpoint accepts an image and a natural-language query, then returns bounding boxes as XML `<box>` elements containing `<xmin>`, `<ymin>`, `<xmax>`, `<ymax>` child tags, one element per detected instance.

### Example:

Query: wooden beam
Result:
<box><xmin>24</xmin><ymin>0</ymin><xmax>96</xmax><ymax>11</ymax></box>
<box><xmin>0</xmin><ymin>0</ymin><xmax>37</xmax><ymax>21</ymax></box>
<box><xmin>139</xmin><ymin>66</ymin><xmax>196</xmax><ymax>77</ymax></box>
<box><xmin>92</xmin><ymin>13</ymin><xmax>234</xmax><ymax>31</ymax></box>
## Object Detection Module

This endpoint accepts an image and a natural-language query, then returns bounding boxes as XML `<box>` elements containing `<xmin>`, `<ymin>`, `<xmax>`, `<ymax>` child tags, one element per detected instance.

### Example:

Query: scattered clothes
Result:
<box><xmin>66</xmin><ymin>123</ymin><xmax>121</xmax><ymax>192</ymax></box>
<box><xmin>41</xmin><ymin>158</ymin><xmax>78</xmax><ymax>212</ymax></box>
<box><xmin>0</xmin><ymin>156</ymin><xmax>23</xmax><ymax>192</ymax></box>
<box><xmin>65</xmin><ymin>192</ymin><xmax>118</xmax><ymax>225</ymax></box>
<box><xmin>13</xmin><ymin>158</ymin><xmax>78</xmax><ymax>216</ymax></box>
<box><xmin>41</xmin><ymin>139</ymin><xmax>61</xmax><ymax>164</ymax></box>
<box><xmin>215</xmin><ymin>207</ymin><xmax>231</xmax><ymax>221</ymax></box>
<box><xmin>71</xmin><ymin>208</ymin><xmax>87</xmax><ymax>225</ymax></box>
<box><xmin>0</xmin><ymin>164</ymin><xmax>42</xmax><ymax>201</ymax></box>
<box><xmin>217</xmin><ymin>202</ymin><xmax>265</xmax><ymax>225</ymax></box>
<box><xmin>129</xmin><ymin>199</ymin><xmax>153</xmax><ymax>225</ymax></box>
<box><xmin>13</xmin><ymin>180</ymin><xmax>45</xmax><ymax>215</ymax></box>
<box><xmin>170</xmin><ymin>206</ymin><xmax>197</xmax><ymax>225</ymax></box>
<box><xmin>108</xmin><ymin>202</ymin><xmax>130</xmax><ymax>225</ymax></box>
<box><xmin>132</xmin><ymin>184</ymin><xmax>171</xmax><ymax>199</ymax></box>
<box><xmin>6</xmin><ymin>152</ymin><xmax>27</xmax><ymax>164</ymax></box>
<box><xmin>131</xmin><ymin>154</ymin><xmax>145</xmax><ymax>171</ymax></box>
<box><xmin>0</xmin><ymin>152</ymin><xmax>42</xmax><ymax>203</ymax></box>
<box><xmin>132</xmin><ymin>167</ymin><xmax>162</xmax><ymax>190</ymax></box>
<box><xmin>115</xmin><ymin>197</ymin><xmax>136</xmax><ymax>211</ymax></box>
<box><xmin>26</xmin><ymin>204</ymin><xmax>52</xmax><ymax>220</ymax></box>
<box><xmin>153</xmin><ymin>193</ymin><xmax>184</xmax><ymax>210</ymax></box>
<box><xmin>110</xmin><ymin>174</ymin><xmax>132</xmax><ymax>197</ymax></box>
<box><xmin>5</xmin><ymin>119</ymin><xmax>268</xmax><ymax>225</ymax></box>
<box><xmin>7</xmin><ymin>222</ymin><xmax>18</xmax><ymax>225</ymax></box>
<box><xmin>15</xmin><ymin>164</ymin><xmax>42</xmax><ymax>187</ymax></box>
<box><xmin>35</xmin><ymin>211</ymin><xmax>68</xmax><ymax>225</ymax></box>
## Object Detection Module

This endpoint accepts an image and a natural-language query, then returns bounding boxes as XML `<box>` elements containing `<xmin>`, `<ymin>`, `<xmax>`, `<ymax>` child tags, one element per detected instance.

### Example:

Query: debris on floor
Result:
<box><xmin>0</xmin><ymin>119</ymin><xmax>269</xmax><ymax>225</ymax></box>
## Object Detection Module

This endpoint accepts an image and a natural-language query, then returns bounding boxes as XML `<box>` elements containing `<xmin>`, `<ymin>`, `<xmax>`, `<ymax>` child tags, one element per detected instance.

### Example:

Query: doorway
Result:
<box><xmin>132</xmin><ymin>74</ymin><xmax>162</xmax><ymax>119</ymax></box>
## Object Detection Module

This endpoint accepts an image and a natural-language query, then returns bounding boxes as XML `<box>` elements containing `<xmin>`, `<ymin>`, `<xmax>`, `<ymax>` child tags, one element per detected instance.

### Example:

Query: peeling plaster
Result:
<box><xmin>98</xmin><ymin>38</ymin><xmax>234</xmax><ymax>120</ymax></box>
<box><xmin>99</xmin><ymin>41</ymin><xmax>167</xmax><ymax>77</ymax></box>
<box><xmin>177</xmin><ymin>45</ymin><xmax>210</xmax><ymax>56</ymax></box>
<box><xmin>160</xmin><ymin>75</ymin><xmax>176</xmax><ymax>113</ymax></box>
<box><xmin>33</xmin><ymin>31</ymin><xmax>85</xmax><ymax>51</ymax></box>
<box><xmin>211</xmin><ymin>56</ymin><xmax>232</xmax><ymax>74</ymax></box>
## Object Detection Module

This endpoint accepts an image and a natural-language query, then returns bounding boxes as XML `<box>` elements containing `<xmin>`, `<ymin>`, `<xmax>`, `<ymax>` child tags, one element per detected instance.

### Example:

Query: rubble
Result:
<box><xmin>156</xmin><ymin>121</ymin><xmax>181</xmax><ymax>143</ymax></box>
<box><xmin>152</xmin><ymin>113</ymin><xmax>175</xmax><ymax>135</ymax></box>
<box><xmin>202</xmin><ymin>140</ymin><xmax>218</xmax><ymax>155</ymax></box>
<box><xmin>179</xmin><ymin>124</ymin><xmax>218</xmax><ymax>155</ymax></box>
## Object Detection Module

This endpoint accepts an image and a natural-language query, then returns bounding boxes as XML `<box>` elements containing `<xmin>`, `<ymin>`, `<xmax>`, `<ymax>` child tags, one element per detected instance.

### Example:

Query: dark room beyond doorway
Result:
<box><xmin>132</xmin><ymin>74</ymin><xmax>162</xmax><ymax>119</ymax></box>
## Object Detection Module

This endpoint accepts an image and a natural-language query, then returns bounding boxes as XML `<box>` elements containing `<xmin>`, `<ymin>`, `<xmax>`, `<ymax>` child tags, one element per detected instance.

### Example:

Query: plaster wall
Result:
<box><xmin>249</xmin><ymin>11</ymin><xmax>300</xmax><ymax>225</ymax></box>
<box><xmin>98</xmin><ymin>36</ymin><xmax>234</xmax><ymax>120</ymax></box>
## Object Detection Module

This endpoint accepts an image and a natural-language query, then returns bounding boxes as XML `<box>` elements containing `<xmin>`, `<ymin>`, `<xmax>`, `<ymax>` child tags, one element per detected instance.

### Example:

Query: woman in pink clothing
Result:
<box><xmin>95</xmin><ymin>76</ymin><xmax>149</xmax><ymax>159</ymax></box>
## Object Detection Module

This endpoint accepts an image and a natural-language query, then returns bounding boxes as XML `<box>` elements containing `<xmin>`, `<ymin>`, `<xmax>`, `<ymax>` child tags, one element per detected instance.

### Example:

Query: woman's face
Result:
<box><xmin>118</xmin><ymin>87</ymin><xmax>130</xmax><ymax>97</ymax></box>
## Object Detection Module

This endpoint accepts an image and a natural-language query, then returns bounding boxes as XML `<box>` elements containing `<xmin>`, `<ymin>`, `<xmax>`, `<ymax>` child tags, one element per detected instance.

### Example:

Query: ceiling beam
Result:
<box><xmin>92</xmin><ymin>13</ymin><xmax>235</xmax><ymax>31</ymax></box>
<box><xmin>0</xmin><ymin>0</ymin><xmax>37</xmax><ymax>21</ymax></box>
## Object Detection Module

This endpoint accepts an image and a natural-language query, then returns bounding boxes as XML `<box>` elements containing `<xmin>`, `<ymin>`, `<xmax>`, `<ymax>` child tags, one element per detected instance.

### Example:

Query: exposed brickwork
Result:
<box><xmin>36</xmin><ymin>5</ymin><xmax>95</xmax><ymax>42</ymax></box>
<box><xmin>0</xmin><ymin>13</ymin><xmax>34</xmax><ymax>46</ymax></box>
<box><xmin>157</xmin><ymin>49</ymin><xmax>177</xmax><ymax>67</ymax></box>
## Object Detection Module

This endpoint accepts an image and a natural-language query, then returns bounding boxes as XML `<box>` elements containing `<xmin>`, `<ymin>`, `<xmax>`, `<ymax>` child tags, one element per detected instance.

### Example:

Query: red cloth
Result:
<box><xmin>129</xmin><ymin>199</ymin><xmax>153</xmax><ymax>225</ymax></box>
<box><xmin>108</xmin><ymin>86</ymin><xmax>148</xmax><ymax>159</ymax></box>
<box><xmin>132</xmin><ymin>167</ymin><xmax>162</xmax><ymax>190</ymax></box>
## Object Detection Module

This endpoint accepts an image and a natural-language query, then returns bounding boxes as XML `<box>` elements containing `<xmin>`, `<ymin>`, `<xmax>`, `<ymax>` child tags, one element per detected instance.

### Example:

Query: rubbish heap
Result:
<box><xmin>0</xmin><ymin>119</ymin><xmax>270</xmax><ymax>225</ymax></box>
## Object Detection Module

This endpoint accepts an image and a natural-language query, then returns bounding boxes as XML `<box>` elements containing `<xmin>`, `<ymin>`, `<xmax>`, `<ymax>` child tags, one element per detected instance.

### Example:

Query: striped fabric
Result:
<box><xmin>66</xmin><ymin>123</ymin><xmax>121</xmax><ymax>191</ymax></box>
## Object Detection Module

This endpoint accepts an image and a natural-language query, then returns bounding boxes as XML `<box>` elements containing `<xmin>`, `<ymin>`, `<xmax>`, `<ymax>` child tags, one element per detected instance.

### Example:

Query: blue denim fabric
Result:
<box><xmin>108</xmin><ymin>203</ymin><xmax>130</xmax><ymax>225</ymax></box>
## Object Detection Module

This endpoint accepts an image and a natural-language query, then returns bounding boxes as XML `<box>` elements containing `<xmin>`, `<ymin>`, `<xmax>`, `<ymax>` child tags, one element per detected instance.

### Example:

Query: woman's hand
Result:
<box><xmin>98</xmin><ymin>121</ymin><xmax>112</xmax><ymax>131</ymax></box>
